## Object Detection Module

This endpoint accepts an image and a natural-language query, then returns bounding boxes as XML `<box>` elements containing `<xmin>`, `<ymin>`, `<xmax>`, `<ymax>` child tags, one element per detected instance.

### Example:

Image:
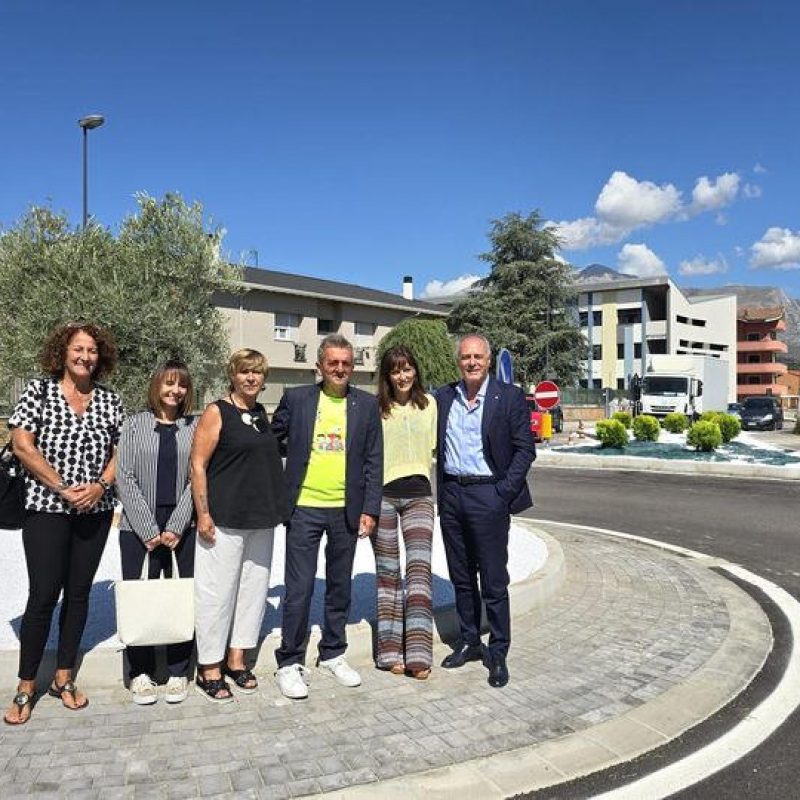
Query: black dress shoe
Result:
<box><xmin>441</xmin><ymin>643</ymin><xmax>483</xmax><ymax>669</ymax></box>
<box><xmin>487</xmin><ymin>654</ymin><xmax>509</xmax><ymax>688</ymax></box>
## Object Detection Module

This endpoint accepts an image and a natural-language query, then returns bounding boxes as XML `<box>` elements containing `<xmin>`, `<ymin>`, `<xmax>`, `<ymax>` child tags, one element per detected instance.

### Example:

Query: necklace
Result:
<box><xmin>229</xmin><ymin>394</ymin><xmax>266</xmax><ymax>432</ymax></box>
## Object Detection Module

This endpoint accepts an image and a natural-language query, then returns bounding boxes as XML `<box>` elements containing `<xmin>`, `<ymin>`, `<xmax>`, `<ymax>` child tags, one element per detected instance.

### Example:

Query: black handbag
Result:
<box><xmin>0</xmin><ymin>442</ymin><xmax>25</xmax><ymax>529</ymax></box>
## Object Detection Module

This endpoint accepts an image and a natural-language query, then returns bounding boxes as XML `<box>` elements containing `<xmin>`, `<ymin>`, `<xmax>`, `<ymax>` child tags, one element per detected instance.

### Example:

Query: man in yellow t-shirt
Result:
<box><xmin>272</xmin><ymin>334</ymin><xmax>383</xmax><ymax>699</ymax></box>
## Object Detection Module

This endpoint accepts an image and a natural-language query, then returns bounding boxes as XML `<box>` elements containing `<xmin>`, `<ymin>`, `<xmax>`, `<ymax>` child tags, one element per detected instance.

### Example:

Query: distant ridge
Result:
<box><xmin>574</xmin><ymin>263</ymin><xmax>628</xmax><ymax>282</ymax></box>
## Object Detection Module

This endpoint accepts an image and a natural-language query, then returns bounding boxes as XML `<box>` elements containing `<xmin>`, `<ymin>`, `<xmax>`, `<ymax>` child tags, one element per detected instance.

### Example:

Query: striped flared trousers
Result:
<box><xmin>372</xmin><ymin>495</ymin><xmax>434</xmax><ymax>671</ymax></box>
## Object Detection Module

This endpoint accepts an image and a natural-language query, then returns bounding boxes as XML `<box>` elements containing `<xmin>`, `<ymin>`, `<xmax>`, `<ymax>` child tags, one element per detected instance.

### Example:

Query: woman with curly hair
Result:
<box><xmin>4</xmin><ymin>321</ymin><xmax>123</xmax><ymax>725</ymax></box>
<box><xmin>373</xmin><ymin>345</ymin><xmax>437</xmax><ymax>680</ymax></box>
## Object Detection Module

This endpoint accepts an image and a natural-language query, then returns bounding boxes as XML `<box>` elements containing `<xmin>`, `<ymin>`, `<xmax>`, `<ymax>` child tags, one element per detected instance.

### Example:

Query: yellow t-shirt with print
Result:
<box><xmin>297</xmin><ymin>391</ymin><xmax>347</xmax><ymax>507</ymax></box>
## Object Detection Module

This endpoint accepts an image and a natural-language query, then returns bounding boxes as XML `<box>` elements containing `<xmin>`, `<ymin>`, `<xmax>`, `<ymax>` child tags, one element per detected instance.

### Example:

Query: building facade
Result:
<box><xmin>575</xmin><ymin>275</ymin><xmax>737</xmax><ymax>397</ymax></box>
<box><xmin>736</xmin><ymin>306</ymin><xmax>788</xmax><ymax>400</ymax></box>
<box><xmin>214</xmin><ymin>267</ymin><xmax>448</xmax><ymax>407</ymax></box>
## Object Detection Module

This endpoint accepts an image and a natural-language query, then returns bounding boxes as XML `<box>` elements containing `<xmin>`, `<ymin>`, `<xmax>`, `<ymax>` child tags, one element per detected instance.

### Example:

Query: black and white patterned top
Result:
<box><xmin>8</xmin><ymin>377</ymin><xmax>124</xmax><ymax>514</ymax></box>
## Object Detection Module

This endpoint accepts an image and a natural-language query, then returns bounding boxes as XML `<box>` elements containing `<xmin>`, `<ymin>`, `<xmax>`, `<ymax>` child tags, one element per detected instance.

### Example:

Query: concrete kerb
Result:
<box><xmin>316</xmin><ymin>522</ymin><xmax>774</xmax><ymax>800</ymax></box>
<box><xmin>537</xmin><ymin>448</ymin><xmax>800</xmax><ymax>480</ymax></box>
<box><xmin>0</xmin><ymin>521</ymin><xmax>566</xmax><ymax>689</ymax></box>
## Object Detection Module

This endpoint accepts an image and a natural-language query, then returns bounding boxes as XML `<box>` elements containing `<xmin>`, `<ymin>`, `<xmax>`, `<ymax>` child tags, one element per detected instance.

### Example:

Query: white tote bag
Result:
<box><xmin>115</xmin><ymin>551</ymin><xmax>195</xmax><ymax>646</ymax></box>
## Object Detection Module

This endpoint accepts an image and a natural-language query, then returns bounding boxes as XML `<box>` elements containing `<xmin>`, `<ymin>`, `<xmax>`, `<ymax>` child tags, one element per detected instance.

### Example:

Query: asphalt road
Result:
<box><xmin>524</xmin><ymin>464</ymin><xmax>800</xmax><ymax>799</ymax></box>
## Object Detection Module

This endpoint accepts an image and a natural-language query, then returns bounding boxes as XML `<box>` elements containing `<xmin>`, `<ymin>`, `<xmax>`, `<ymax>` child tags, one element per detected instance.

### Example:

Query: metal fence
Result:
<box><xmin>561</xmin><ymin>387</ymin><xmax>631</xmax><ymax>406</ymax></box>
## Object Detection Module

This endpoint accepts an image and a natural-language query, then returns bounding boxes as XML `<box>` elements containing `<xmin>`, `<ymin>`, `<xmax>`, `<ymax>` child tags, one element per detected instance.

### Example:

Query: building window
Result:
<box><xmin>592</xmin><ymin>345</ymin><xmax>602</xmax><ymax>360</ymax></box>
<box><xmin>747</xmin><ymin>355</ymin><xmax>761</xmax><ymax>364</ymax></box>
<box><xmin>617</xmin><ymin>343</ymin><xmax>624</xmax><ymax>359</ymax></box>
<box><xmin>769</xmin><ymin>331</ymin><xmax>778</xmax><ymax>340</ymax></box>
<box><xmin>579</xmin><ymin>379</ymin><xmax>588</xmax><ymax>388</ymax></box>
<box><xmin>354</xmin><ymin>321</ymin><xmax>375</xmax><ymax>340</ymax></box>
<box><xmin>676</xmin><ymin>315</ymin><xmax>688</xmax><ymax>324</ymax></box>
<box><xmin>579</xmin><ymin>311</ymin><xmax>588</xmax><ymax>326</ymax></box>
<box><xmin>274</xmin><ymin>313</ymin><xmax>300</xmax><ymax>341</ymax></box>
<box><xmin>617</xmin><ymin>308</ymin><xmax>641</xmax><ymax>324</ymax></box>
<box><xmin>592</xmin><ymin>379</ymin><xmax>602</xmax><ymax>389</ymax></box>
<box><xmin>648</xmin><ymin>340</ymin><xmax>667</xmax><ymax>354</ymax></box>
<box><xmin>634</xmin><ymin>343</ymin><xmax>642</xmax><ymax>358</ymax></box>
<box><xmin>293</xmin><ymin>343</ymin><xmax>307</xmax><ymax>363</ymax></box>
<box><xmin>691</xmin><ymin>318</ymin><xmax>707</xmax><ymax>327</ymax></box>
<box><xmin>593</xmin><ymin>310</ymin><xmax>602</xmax><ymax>325</ymax></box>
<box><xmin>747</xmin><ymin>376</ymin><xmax>761</xmax><ymax>385</ymax></box>
<box><xmin>709</xmin><ymin>343</ymin><xmax>727</xmax><ymax>351</ymax></box>
<box><xmin>317</xmin><ymin>319</ymin><xmax>336</xmax><ymax>335</ymax></box>
<box><xmin>691</xmin><ymin>341</ymin><xmax>704</xmax><ymax>349</ymax></box>
<box><xmin>617</xmin><ymin>379</ymin><xmax>625</xmax><ymax>390</ymax></box>
<box><xmin>679</xmin><ymin>339</ymin><xmax>689</xmax><ymax>347</ymax></box>
<box><xmin>745</xmin><ymin>333</ymin><xmax>761</xmax><ymax>342</ymax></box>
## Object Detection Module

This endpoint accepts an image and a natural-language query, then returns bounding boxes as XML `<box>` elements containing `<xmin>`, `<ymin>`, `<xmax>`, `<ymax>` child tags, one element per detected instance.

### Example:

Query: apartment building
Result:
<box><xmin>214</xmin><ymin>268</ymin><xmax>447</xmax><ymax>407</ymax></box>
<box><xmin>736</xmin><ymin>306</ymin><xmax>788</xmax><ymax>400</ymax></box>
<box><xmin>575</xmin><ymin>274</ymin><xmax>736</xmax><ymax>397</ymax></box>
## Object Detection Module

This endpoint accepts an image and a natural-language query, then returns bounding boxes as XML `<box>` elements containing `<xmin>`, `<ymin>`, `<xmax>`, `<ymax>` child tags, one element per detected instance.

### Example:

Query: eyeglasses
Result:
<box><xmin>240</xmin><ymin>411</ymin><xmax>267</xmax><ymax>433</ymax></box>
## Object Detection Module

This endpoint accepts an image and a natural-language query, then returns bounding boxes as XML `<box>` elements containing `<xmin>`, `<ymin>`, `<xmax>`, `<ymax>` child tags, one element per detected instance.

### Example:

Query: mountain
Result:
<box><xmin>684</xmin><ymin>284</ymin><xmax>800</xmax><ymax>366</ymax></box>
<box><xmin>574</xmin><ymin>263</ymin><xmax>628</xmax><ymax>283</ymax></box>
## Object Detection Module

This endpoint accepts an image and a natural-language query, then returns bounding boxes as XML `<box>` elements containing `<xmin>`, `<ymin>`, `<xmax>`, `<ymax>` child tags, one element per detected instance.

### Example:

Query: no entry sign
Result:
<box><xmin>533</xmin><ymin>380</ymin><xmax>560</xmax><ymax>410</ymax></box>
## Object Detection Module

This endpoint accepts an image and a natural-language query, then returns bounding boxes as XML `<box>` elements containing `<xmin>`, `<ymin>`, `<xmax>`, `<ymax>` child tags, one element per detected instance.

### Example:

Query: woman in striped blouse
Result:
<box><xmin>373</xmin><ymin>346</ymin><xmax>437</xmax><ymax>679</ymax></box>
<box><xmin>116</xmin><ymin>360</ymin><xmax>197</xmax><ymax>705</ymax></box>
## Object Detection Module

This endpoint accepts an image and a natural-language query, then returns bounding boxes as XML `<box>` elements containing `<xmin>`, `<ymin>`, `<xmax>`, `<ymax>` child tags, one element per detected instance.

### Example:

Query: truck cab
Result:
<box><xmin>640</xmin><ymin>374</ymin><xmax>703</xmax><ymax>420</ymax></box>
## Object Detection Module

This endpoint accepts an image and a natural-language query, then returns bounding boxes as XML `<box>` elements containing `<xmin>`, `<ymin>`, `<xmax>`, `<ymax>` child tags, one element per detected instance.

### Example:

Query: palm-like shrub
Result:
<box><xmin>687</xmin><ymin>420</ymin><xmax>722</xmax><ymax>451</ymax></box>
<box><xmin>596</xmin><ymin>419</ymin><xmax>628</xmax><ymax>448</ymax></box>
<box><xmin>663</xmin><ymin>412</ymin><xmax>688</xmax><ymax>433</ymax></box>
<box><xmin>632</xmin><ymin>414</ymin><xmax>660</xmax><ymax>442</ymax></box>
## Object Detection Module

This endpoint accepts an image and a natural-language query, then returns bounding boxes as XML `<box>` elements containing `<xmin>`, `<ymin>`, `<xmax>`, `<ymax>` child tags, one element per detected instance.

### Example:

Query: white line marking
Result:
<box><xmin>528</xmin><ymin>518</ymin><xmax>800</xmax><ymax>800</ymax></box>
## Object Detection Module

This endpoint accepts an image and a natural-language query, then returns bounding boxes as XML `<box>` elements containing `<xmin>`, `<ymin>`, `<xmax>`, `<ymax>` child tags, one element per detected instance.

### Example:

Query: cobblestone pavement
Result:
<box><xmin>0</xmin><ymin>525</ymin><xmax>770</xmax><ymax>799</ymax></box>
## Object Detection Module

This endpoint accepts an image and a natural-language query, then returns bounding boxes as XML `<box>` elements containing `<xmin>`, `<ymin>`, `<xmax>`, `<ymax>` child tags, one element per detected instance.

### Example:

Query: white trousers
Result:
<box><xmin>194</xmin><ymin>525</ymin><xmax>274</xmax><ymax>665</ymax></box>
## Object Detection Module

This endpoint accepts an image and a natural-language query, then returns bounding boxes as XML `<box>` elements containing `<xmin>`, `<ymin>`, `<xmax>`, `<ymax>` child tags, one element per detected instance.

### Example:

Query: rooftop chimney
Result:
<box><xmin>402</xmin><ymin>275</ymin><xmax>414</xmax><ymax>300</ymax></box>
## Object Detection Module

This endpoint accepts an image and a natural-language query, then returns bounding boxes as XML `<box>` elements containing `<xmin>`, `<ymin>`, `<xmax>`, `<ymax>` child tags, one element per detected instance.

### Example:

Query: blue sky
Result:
<box><xmin>2</xmin><ymin>1</ymin><xmax>799</xmax><ymax>298</ymax></box>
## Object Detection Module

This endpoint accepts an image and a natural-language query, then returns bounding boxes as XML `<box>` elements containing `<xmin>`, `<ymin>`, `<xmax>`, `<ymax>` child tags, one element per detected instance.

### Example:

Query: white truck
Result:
<box><xmin>640</xmin><ymin>354</ymin><xmax>730</xmax><ymax>420</ymax></box>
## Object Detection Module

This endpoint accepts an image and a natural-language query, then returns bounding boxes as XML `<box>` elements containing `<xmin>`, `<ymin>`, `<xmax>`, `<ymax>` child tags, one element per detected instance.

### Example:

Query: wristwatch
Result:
<box><xmin>97</xmin><ymin>477</ymin><xmax>112</xmax><ymax>491</ymax></box>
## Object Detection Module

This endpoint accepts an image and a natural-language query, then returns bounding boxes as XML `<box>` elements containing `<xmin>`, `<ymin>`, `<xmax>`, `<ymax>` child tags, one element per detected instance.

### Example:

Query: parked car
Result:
<box><xmin>740</xmin><ymin>396</ymin><xmax>784</xmax><ymax>431</ymax></box>
<box><xmin>525</xmin><ymin>395</ymin><xmax>564</xmax><ymax>437</ymax></box>
<box><xmin>726</xmin><ymin>402</ymin><xmax>743</xmax><ymax>420</ymax></box>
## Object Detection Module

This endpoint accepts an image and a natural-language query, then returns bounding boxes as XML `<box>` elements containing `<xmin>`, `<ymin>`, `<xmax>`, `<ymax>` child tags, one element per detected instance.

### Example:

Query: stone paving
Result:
<box><xmin>0</xmin><ymin>525</ymin><xmax>769</xmax><ymax>799</ymax></box>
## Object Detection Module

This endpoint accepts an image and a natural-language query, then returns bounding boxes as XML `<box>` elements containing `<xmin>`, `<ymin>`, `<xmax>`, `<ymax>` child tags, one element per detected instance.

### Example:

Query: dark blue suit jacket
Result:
<box><xmin>271</xmin><ymin>383</ymin><xmax>383</xmax><ymax>530</ymax></box>
<box><xmin>436</xmin><ymin>377</ymin><xmax>536</xmax><ymax>515</ymax></box>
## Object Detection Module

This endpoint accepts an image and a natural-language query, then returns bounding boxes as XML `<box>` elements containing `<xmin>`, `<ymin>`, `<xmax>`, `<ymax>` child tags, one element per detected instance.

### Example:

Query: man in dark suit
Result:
<box><xmin>272</xmin><ymin>334</ymin><xmax>383</xmax><ymax>699</ymax></box>
<box><xmin>436</xmin><ymin>333</ymin><xmax>536</xmax><ymax>688</ymax></box>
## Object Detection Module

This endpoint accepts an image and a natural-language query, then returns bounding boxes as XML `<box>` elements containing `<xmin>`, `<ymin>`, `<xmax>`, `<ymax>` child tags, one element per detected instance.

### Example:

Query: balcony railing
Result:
<box><xmin>737</xmin><ymin>339</ymin><xmax>788</xmax><ymax>353</ymax></box>
<box><xmin>736</xmin><ymin>361</ymin><xmax>788</xmax><ymax>375</ymax></box>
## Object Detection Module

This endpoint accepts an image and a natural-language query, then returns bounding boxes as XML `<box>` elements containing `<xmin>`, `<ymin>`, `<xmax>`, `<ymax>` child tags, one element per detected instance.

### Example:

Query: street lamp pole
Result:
<box><xmin>78</xmin><ymin>114</ymin><xmax>105</xmax><ymax>228</ymax></box>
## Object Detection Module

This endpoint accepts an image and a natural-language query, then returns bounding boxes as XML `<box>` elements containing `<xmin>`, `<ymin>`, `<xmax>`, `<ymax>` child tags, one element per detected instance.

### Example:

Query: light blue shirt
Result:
<box><xmin>443</xmin><ymin>377</ymin><xmax>493</xmax><ymax>476</ymax></box>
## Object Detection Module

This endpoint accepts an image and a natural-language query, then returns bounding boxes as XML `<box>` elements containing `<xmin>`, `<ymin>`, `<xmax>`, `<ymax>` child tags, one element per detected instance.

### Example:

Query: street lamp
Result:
<box><xmin>78</xmin><ymin>114</ymin><xmax>105</xmax><ymax>228</ymax></box>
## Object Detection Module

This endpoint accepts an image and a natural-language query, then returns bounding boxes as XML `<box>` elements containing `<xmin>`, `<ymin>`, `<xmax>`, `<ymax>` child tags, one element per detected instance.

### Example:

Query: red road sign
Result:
<box><xmin>533</xmin><ymin>380</ymin><xmax>560</xmax><ymax>410</ymax></box>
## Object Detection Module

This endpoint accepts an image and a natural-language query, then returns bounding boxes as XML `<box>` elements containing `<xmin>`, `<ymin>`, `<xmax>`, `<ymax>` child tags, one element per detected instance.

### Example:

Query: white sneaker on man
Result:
<box><xmin>130</xmin><ymin>674</ymin><xmax>158</xmax><ymax>705</ymax></box>
<box><xmin>318</xmin><ymin>655</ymin><xmax>361</xmax><ymax>687</ymax></box>
<box><xmin>164</xmin><ymin>676</ymin><xmax>189</xmax><ymax>704</ymax></box>
<box><xmin>276</xmin><ymin>664</ymin><xmax>309</xmax><ymax>699</ymax></box>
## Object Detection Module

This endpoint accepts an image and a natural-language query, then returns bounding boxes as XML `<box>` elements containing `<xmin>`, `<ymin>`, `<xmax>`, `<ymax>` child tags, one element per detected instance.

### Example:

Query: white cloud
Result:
<box><xmin>617</xmin><ymin>243</ymin><xmax>668</xmax><ymax>277</ymax></box>
<box><xmin>750</xmin><ymin>227</ymin><xmax>800</xmax><ymax>270</ymax></box>
<box><xmin>678</xmin><ymin>255</ymin><xmax>728</xmax><ymax>276</ymax></box>
<box><xmin>420</xmin><ymin>274</ymin><xmax>481</xmax><ymax>299</ymax></box>
<box><xmin>595</xmin><ymin>171</ymin><xmax>682</xmax><ymax>228</ymax></box>
<box><xmin>753</xmin><ymin>163</ymin><xmax>767</xmax><ymax>174</ymax></box>
<box><xmin>690</xmin><ymin>172</ymin><xmax>740</xmax><ymax>213</ymax></box>
<box><xmin>743</xmin><ymin>183</ymin><xmax>762</xmax><ymax>199</ymax></box>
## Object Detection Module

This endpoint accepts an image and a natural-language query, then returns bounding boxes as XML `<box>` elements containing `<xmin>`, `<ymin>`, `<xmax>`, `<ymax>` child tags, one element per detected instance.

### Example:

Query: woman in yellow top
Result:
<box><xmin>373</xmin><ymin>345</ymin><xmax>437</xmax><ymax>679</ymax></box>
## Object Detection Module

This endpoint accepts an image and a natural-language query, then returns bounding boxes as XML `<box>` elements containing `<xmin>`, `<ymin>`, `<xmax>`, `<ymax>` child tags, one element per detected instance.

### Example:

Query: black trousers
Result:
<box><xmin>119</xmin><ymin>527</ymin><xmax>196</xmax><ymax>680</ymax></box>
<box><xmin>19</xmin><ymin>510</ymin><xmax>113</xmax><ymax>681</ymax></box>
<box><xmin>439</xmin><ymin>481</ymin><xmax>511</xmax><ymax>658</ymax></box>
<box><xmin>275</xmin><ymin>506</ymin><xmax>358</xmax><ymax>667</ymax></box>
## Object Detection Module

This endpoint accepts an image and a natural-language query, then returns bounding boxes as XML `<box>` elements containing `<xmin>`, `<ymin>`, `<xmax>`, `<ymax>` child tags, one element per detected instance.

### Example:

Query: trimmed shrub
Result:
<box><xmin>698</xmin><ymin>411</ymin><xmax>740</xmax><ymax>443</ymax></box>
<box><xmin>632</xmin><ymin>414</ymin><xmax>660</xmax><ymax>442</ymax></box>
<box><xmin>612</xmin><ymin>411</ymin><xmax>632</xmax><ymax>429</ymax></box>
<box><xmin>662</xmin><ymin>412</ymin><xmax>688</xmax><ymax>433</ymax></box>
<box><xmin>687</xmin><ymin>420</ymin><xmax>722</xmax><ymax>451</ymax></box>
<box><xmin>596</xmin><ymin>419</ymin><xmax>628</xmax><ymax>448</ymax></box>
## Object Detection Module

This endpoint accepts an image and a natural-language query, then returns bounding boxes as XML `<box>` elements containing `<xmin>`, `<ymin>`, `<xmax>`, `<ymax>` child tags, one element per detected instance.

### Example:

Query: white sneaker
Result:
<box><xmin>130</xmin><ymin>674</ymin><xmax>157</xmax><ymax>705</ymax></box>
<box><xmin>164</xmin><ymin>676</ymin><xmax>189</xmax><ymax>704</ymax></box>
<box><xmin>318</xmin><ymin>655</ymin><xmax>361</xmax><ymax>687</ymax></box>
<box><xmin>276</xmin><ymin>664</ymin><xmax>309</xmax><ymax>699</ymax></box>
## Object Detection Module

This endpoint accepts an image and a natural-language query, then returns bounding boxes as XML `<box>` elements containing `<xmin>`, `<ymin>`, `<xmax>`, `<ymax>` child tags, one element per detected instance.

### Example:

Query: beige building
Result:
<box><xmin>575</xmin><ymin>274</ymin><xmax>737</xmax><ymax>397</ymax></box>
<box><xmin>214</xmin><ymin>268</ymin><xmax>448</xmax><ymax>407</ymax></box>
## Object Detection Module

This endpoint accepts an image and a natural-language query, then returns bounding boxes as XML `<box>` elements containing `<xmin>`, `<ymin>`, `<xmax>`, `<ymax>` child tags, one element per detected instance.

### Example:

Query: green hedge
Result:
<box><xmin>662</xmin><ymin>412</ymin><xmax>688</xmax><ymax>433</ymax></box>
<box><xmin>699</xmin><ymin>412</ymin><xmax>740</xmax><ymax>443</ymax></box>
<box><xmin>596</xmin><ymin>419</ymin><xmax>628</xmax><ymax>448</ymax></box>
<box><xmin>611</xmin><ymin>411</ymin><xmax>632</xmax><ymax>429</ymax></box>
<box><xmin>632</xmin><ymin>414</ymin><xmax>660</xmax><ymax>441</ymax></box>
<box><xmin>687</xmin><ymin>420</ymin><xmax>722</xmax><ymax>451</ymax></box>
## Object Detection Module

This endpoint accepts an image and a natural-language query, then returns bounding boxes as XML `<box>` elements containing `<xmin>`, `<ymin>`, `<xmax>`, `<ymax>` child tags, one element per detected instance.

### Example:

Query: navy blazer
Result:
<box><xmin>271</xmin><ymin>383</ymin><xmax>384</xmax><ymax>529</ymax></box>
<box><xmin>436</xmin><ymin>376</ymin><xmax>536</xmax><ymax>515</ymax></box>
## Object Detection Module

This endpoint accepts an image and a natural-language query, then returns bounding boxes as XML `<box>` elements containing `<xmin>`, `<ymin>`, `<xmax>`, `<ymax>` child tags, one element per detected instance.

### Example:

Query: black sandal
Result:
<box><xmin>194</xmin><ymin>674</ymin><xmax>233</xmax><ymax>704</ymax></box>
<box><xmin>47</xmin><ymin>680</ymin><xmax>88</xmax><ymax>711</ymax></box>
<box><xmin>3</xmin><ymin>691</ymin><xmax>33</xmax><ymax>725</ymax></box>
<box><xmin>223</xmin><ymin>665</ymin><xmax>258</xmax><ymax>694</ymax></box>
